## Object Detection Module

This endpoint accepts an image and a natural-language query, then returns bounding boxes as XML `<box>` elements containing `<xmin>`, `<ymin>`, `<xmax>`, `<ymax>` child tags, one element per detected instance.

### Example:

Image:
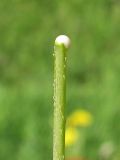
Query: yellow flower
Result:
<box><xmin>67</xmin><ymin>110</ymin><xmax>93</xmax><ymax>127</ymax></box>
<box><xmin>65</xmin><ymin>127</ymin><xmax>78</xmax><ymax>147</ymax></box>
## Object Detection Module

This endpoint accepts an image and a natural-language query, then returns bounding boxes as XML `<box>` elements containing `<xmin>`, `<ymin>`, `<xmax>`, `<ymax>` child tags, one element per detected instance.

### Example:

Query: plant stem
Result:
<box><xmin>53</xmin><ymin>35</ymin><xmax>70</xmax><ymax>160</ymax></box>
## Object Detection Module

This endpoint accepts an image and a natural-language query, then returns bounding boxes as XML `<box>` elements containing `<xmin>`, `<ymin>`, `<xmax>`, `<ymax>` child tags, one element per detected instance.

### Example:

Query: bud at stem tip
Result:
<box><xmin>55</xmin><ymin>35</ymin><xmax>70</xmax><ymax>49</ymax></box>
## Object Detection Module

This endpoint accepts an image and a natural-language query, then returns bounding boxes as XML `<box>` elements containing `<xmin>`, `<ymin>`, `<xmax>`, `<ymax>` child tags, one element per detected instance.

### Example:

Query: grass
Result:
<box><xmin>0</xmin><ymin>0</ymin><xmax>120</xmax><ymax>159</ymax></box>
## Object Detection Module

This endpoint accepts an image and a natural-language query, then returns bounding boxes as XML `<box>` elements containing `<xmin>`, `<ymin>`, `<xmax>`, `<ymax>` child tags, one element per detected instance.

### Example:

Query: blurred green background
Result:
<box><xmin>0</xmin><ymin>0</ymin><xmax>120</xmax><ymax>159</ymax></box>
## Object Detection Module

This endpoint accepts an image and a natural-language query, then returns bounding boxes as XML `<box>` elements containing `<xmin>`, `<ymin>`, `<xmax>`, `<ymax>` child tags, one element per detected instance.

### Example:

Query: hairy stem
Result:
<box><xmin>53</xmin><ymin>35</ymin><xmax>70</xmax><ymax>160</ymax></box>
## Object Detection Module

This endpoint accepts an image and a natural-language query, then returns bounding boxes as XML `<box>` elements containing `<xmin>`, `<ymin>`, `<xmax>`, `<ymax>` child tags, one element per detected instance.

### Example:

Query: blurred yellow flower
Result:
<box><xmin>65</xmin><ymin>127</ymin><xmax>78</xmax><ymax>147</ymax></box>
<box><xmin>67</xmin><ymin>110</ymin><xmax>93</xmax><ymax>127</ymax></box>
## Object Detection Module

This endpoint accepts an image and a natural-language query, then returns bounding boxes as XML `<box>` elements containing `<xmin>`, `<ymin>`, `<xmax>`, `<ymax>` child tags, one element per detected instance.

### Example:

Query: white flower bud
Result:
<box><xmin>55</xmin><ymin>35</ymin><xmax>70</xmax><ymax>48</ymax></box>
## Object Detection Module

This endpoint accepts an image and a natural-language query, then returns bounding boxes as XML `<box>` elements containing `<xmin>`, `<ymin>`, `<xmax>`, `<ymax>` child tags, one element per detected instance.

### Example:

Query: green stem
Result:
<box><xmin>53</xmin><ymin>36</ymin><xmax>70</xmax><ymax>160</ymax></box>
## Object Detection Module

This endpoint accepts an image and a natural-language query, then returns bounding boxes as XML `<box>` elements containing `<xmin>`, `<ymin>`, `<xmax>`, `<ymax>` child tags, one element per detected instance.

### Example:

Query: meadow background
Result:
<box><xmin>0</xmin><ymin>0</ymin><xmax>120</xmax><ymax>159</ymax></box>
